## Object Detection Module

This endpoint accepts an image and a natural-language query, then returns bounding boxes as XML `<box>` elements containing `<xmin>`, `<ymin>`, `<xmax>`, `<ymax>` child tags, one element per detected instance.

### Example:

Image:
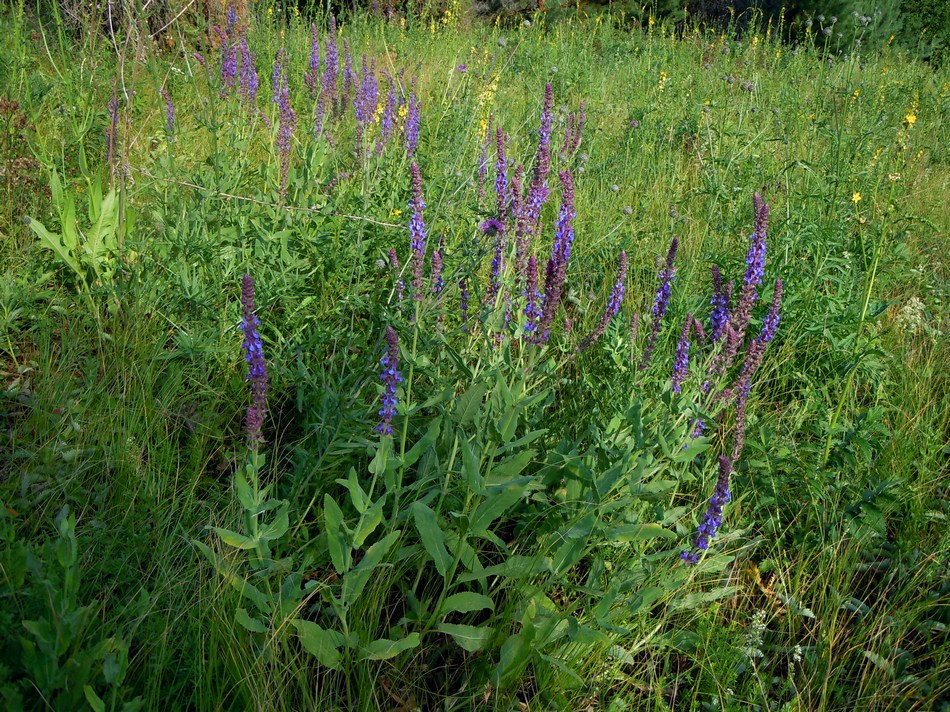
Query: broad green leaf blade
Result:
<box><xmin>213</xmin><ymin>527</ymin><xmax>256</xmax><ymax>550</ymax></box>
<box><xmin>440</xmin><ymin>592</ymin><xmax>494</xmax><ymax>615</ymax></box>
<box><xmin>235</xmin><ymin>607</ymin><xmax>267</xmax><ymax>633</ymax></box>
<box><xmin>436</xmin><ymin>623</ymin><xmax>493</xmax><ymax>652</ymax></box>
<box><xmin>454</xmin><ymin>381</ymin><xmax>489</xmax><ymax>425</ymax></box>
<box><xmin>606</xmin><ymin>523</ymin><xmax>677</xmax><ymax>543</ymax></box>
<box><xmin>359</xmin><ymin>632</ymin><xmax>420</xmax><ymax>660</ymax></box>
<box><xmin>292</xmin><ymin>620</ymin><xmax>343</xmax><ymax>669</ymax></box>
<box><xmin>401</xmin><ymin>417</ymin><xmax>442</xmax><ymax>469</ymax></box>
<box><xmin>412</xmin><ymin>502</ymin><xmax>451</xmax><ymax>578</ymax></box>
<box><xmin>341</xmin><ymin>530</ymin><xmax>400</xmax><ymax>607</ymax></box>
<box><xmin>324</xmin><ymin>495</ymin><xmax>351</xmax><ymax>574</ymax></box>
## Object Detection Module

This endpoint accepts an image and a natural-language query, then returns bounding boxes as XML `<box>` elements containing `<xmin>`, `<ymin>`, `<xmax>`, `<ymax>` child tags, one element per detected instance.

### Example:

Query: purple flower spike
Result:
<box><xmin>561</xmin><ymin>101</ymin><xmax>585</xmax><ymax>160</ymax></box>
<box><xmin>671</xmin><ymin>313</ymin><xmax>692</xmax><ymax>392</ymax></box>
<box><xmin>682</xmin><ymin>456</ymin><xmax>733</xmax><ymax>565</ymax></box>
<box><xmin>536</xmin><ymin>169</ymin><xmax>576</xmax><ymax>343</ymax></box>
<box><xmin>525</xmin><ymin>83</ymin><xmax>554</xmax><ymax>236</ymax></box>
<box><xmin>409</xmin><ymin>162</ymin><xmax>428</xmax><ymax>300</ymax></box>
<box><xmin>271</xmin><ymin>47</ymin><xmax>284</xmax><ymax>104</ymax></box>
<box><xmin>494</xmin><ymin>126</ymin><xmax>510</xmax><ymax>227</ymax></box>
<box><xmin>523</xmin><ymin>254</ymin><xmax>542</xmax><ymax>335</ymax></box>
<box><xmin>730</xmin><ymin>279</ymin><xmax>783</xmax><ymax>461</ymax></box>
<box><xmin>276</xmin><ymin>57</ymin><xmax>297</xmax><ymax>200</ymax></box>
<box><xmin>305</xmin><ymin>23</ymin><xmax>320</xmax><ymax>99</ymax></box>
<box><xmin>640</xmin><ymin>237</ymin><xmax>679</xmax><ymax>369</ymax></box>
<box><xmin>342</xmin><ymin>39</ymin><xmax>355</xmax><ymax>108</ymax></box>
<box><xmin>221</xmin><ymin>31</ymin><xmax>238</xmax><ymax>94</ymax></box>
<box><xmin>709</xmin><ymin>264</ymin><xmax>729</xmax><ymax>342</ymax></box>
<box><xmin>431</xmin><ymin>250</ymin><xmax>444</xmax><ymax>295</ymax></box>
<box><xmin>377</xmin><ymin>75</ymin><xmax>396</xmax><ymax>155</ymax></box>
<box><xmin>160</xmin><ymin>88</ymin><xmax>174</xmax><ymax>135</ymax></box>
<box><xmin>405</xmin><ymin>85</ymin><xmax>421</xmax><ymax>157</ymax></box>
<box><xmin>376</xmin><ymin>326</ymin><xmax>402</xmax><ymax>436</ymax></box>
<box><xmin>238</xmin><ymin>38</ymin><xmax>258</xmax><ymax>106</ymax></box>
<box><xmin>239</xmin><ymin>274</ymin><xmax>269</xmax><ymax>449</ymax></box>
<box><xmin>579</xmin><ymin>250</ymin><xmax>628</xmax><ymax>352</ymax></box>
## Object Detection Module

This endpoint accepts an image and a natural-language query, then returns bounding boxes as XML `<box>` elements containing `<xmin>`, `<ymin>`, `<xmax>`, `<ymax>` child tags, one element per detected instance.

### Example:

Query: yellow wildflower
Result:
<box><xmin>904</xmin><ymin>112</ymin><xmax>916</xmax><ymax>127</ymax></box>
<box><xmin>852</xmin><ymin>191</ymin><xmax>862</xmax><ymax>204</ymax></box>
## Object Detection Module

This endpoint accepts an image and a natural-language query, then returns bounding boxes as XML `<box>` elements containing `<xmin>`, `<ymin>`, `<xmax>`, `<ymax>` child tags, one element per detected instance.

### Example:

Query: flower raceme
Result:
<box><xmin>376</xmin><ymin>326</ymin><xmax>402</xmax><ymax>436</ymax></box>
<box><xmin>239</xmin><ymin>274</ymin><xmax>268</xmax><ymax>449</ymax></box>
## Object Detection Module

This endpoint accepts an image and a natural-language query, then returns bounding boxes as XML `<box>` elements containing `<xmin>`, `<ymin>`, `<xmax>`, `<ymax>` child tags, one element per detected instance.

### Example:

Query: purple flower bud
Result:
<box><xmin>524</xmin><ymin>83</ymin><xmax>553</xmax><ymax>236</ymax></box>
<box><xmin>376</xmin><ymin>326</ymin><xmax>402</xmax><ymax>435</ymax></box>
<box><xmin>523</xmin><ymin>254</ymin><xmax>542</xmax><ymax>335</ymax></box>
<box><xmin>238</xmin><ymin>38</ymin><xmax>258</xmax><ymax>106</ymax></box>
<box><xmin>709</xmin><ymin>264</ymin><xmax>729</xmax><ymax>342</ymax></box>
<box><xmin>494</xmin><ymin>126</ymin><xmax>510</xmax><ymax>227</ymax></box>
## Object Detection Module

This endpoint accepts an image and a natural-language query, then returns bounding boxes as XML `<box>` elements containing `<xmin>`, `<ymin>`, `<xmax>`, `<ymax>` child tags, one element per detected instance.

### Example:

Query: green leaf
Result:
<box><xmin>441</xmin><ymin>592</ymin><xmax>494</xmax><ymax>615</ymax></box>
<box><xmin>83</xmin><ymin>685</ymin><xmax>106</xmax><ymax>712</ymax></box>
<box><xmin>436</xmin><ymin>623</ymin><xmax>493</xmax><ymax>652</ymax></box>
<box><xmin>469</xmin><ymin>480</ymin><xmax>531</xmax><ymax>536</ymax></box>
<box><xmin>401</xmin><ymin>417</ymin><xmax>442</xmax><ymax>469</ymax></box>
<box><xmin>235</xmin><ymin>468</ymin><xmax>256</xmax><ymax>510</ymax></box>
<box><xmin>412</xmin><ymin>502</ymin><xmax>451</xmax><ymax>578</ymax></box>
<box><xmin>461</xmin><ymin>438</ymin><xmax>483</xmax><ymax>492</ymax></box>
<box><xmin>213</xmin><ymin>527</ymin><xmax>256</xmax><ymax>550</ymax></box>
<box><xmin>259</xmin><ymin>503</ymin><xmax>289</xmax><ymax>542</ymax></box>
<box><xmin>28</xmin><ymin>217</ymin><xmax>82</xmax><ymax>275</ymax></box>
<box><xmin>324</xmin><ymin>495</ymin><xmax>351</xmax><ymax>574</ymax></box>
<box><xmin>341</xmin><ymin>530</ymin><xmax>400</xmax><ymax>606</ymax></box>
<box><xmin>454</xmin><ymin>381</ymin><xmax>489</xmax><ymax>425</ymax></box>
<box><xmin>606</xmin><ymin>523</ymin><xmax>677</xmax><ymax>543</ymax></box>
<box><xmin>235</xmin><ymin>607</ymin><xmax>267</xmax><ymax>633</ymax></box>
<box><xmin>485</xmin><ymin>450</ymin><xmax>535</xmax><ymax>487</ymax></box>
<box><xmin>352</xmin><ymin>497</ymin><xmax>384</xmax><ymax>549</ymax></box>
<box><xmin>293</xmin><ymin>620</ymin><xmax>343</xmax><ymax>669</ymax></box>
<box><xmin>672</xmin><ymin>439</ymin><xmax>712</xmax><ymax>463</ymax></box>
<box><xmin>359</xmin><ymin>632</ymin><xmax>420</xmax><ymax>660</ymax></box>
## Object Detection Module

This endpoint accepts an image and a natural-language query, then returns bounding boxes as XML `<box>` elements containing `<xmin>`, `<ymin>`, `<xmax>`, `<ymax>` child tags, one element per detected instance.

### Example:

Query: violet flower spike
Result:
<box><xmin>405</xmin><ymin>87</ymin><xmax>420</xmax><ymax>157</ymax></box>
<box><xmin>536</xmin><ymin>169</ymin><xmax>576</xmax><ymax>343</ymax></box>
<box><xmin>709</xmin><ymin>264</ymin><xmax>729</xmax><ymax>342</ymax></box>
<box><xmin>523</xmin><ymin>253</ymin><xmax>542</xmax><ymax>335</ymax></box>
<box><xmin>271</xmin><ymin>47</ymin><xmax>284</xmax><ymax>104</ymax></box>
<box><xmin>160</xmin><ymin>88</ymin><xmax>174</xmax><ymax>135</ymax></box>
<box><xmin>494</xmin><ymin>126</ymin><xmax>510</xmax><ymax>227</ymax></box>
<box><xmin>238</xmin><ymin>38</ymin><xmax>258</xmax><ymax>105</ymax></box>
<box><xmin>408</xmin><ymin>162</ymin><xmax>428</xmax><ymax>300</ymax></box>
<box><xmin>640</xmin><ymin>236</ymin><xmax>679</xmax><ymax>369</ymax></box>
<box><xmin>671</xmin><ymin>313</ymin><xmax>692</xmax><ymax>393</ymax></box>
<box><xmin>239</xmin><ymin>274</ymin><xmax>269</xmax><ymax>449</ymax></box>
<box><xmin>431</xmin><ymin>250</ymin><xmax>444</xmax><ymax>295</ymax></box>
<box><xmin>681</xmin><ymin>456</ymin><xmax>733</xmax><ymax>565</ymax></box>
<box><xmin>730</xmin><ymin>279</ymin><xmax>783</xmax><ymax>462</ymax></box>
<box><xmin>276</xmin><ymin>68</ymin><xmax>297</xmax><ymax>201</ymax></box>
<box><xmin>376</xmin><ymin>326</ymin><xmax>402</xmax><ymax>436</ymax></box>
<box><xmin>525</xmin><ymin>83</ymin><xmax>553</xmax><ymax>235</ymax></box>
<box><xmin>579</xmin><ymin>250</ymin><xmax>628</xmax><ymax>352</ymax></box>
<box><xmin>304</xmin><ymin>23</ymin><xmax>320</xmax><ymax>99</ymax></box>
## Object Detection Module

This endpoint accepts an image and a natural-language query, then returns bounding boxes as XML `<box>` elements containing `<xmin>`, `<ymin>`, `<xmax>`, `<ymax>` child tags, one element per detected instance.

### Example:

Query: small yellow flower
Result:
<box><xmin>852</xmin><ymin>191</ymin><xmax>862</xmax><ymax>204</ymax></box>
<box><xmin>904</xmin><ymin>112</ymin><xmax>917</xmax><ymax>127</ymax></box>
<box><xmin>888</xmin><ymin>172</ymin><xmax>901</xmax><ymax>182</ymax></box>
<box><xmin>852</xmin><ymin>89</ymin><xmax>860</xmax><ymax>98</ymax></box>
<box><xmin>858</xmin><ymin>216</ymin><xmax>867</xmax><ymax>224</ymax></box>
<box><xmin>390</xmin><ymin>208</ymin><xmax>402</xmax><ymax>217</ymax></box>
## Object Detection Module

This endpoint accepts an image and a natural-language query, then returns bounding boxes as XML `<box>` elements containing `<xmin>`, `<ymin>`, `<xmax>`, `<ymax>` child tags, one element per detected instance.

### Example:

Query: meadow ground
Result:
<box><xmin>0</xmin><ymin>4</ymin><xmax>948</xmax><ymax>710</ymax></box>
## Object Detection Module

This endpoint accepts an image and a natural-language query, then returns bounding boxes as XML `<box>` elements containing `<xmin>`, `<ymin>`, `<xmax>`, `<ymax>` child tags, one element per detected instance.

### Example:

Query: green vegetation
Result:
<box><xmin>0</xmin><ymin>3</ymin><xmax>947</xmax><ymax>710</ymax></box>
